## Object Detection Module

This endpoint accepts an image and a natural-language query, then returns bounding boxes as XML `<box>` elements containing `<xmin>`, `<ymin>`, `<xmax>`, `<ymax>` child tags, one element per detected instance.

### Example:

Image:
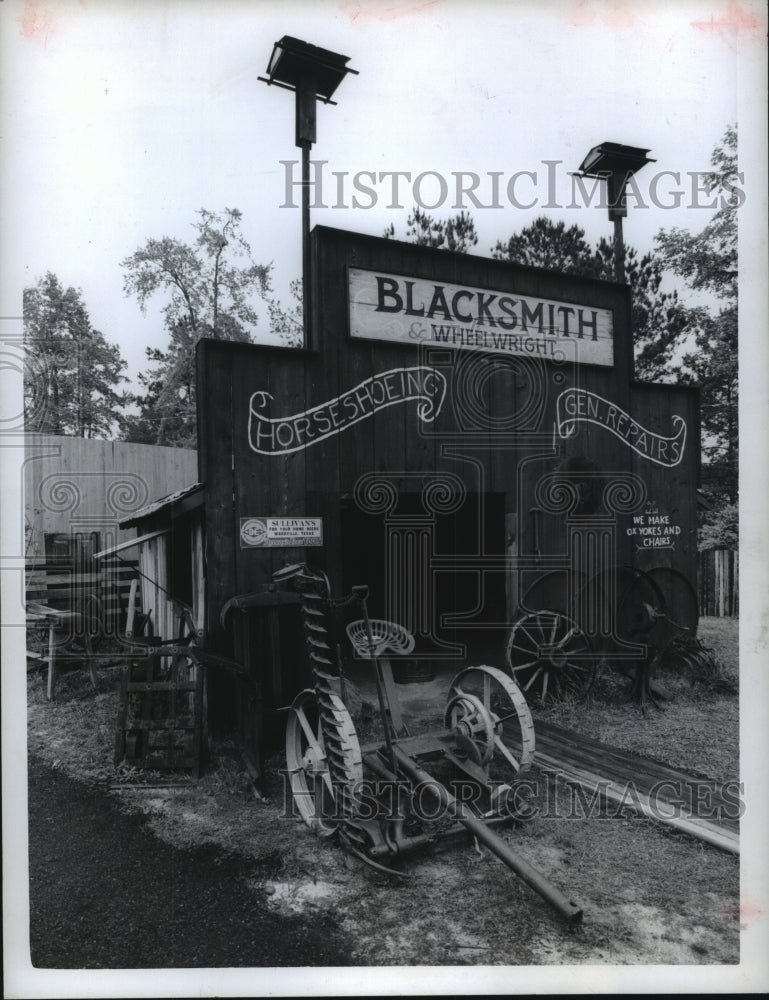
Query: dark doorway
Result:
<box><xmin>340</xmin><ymin>491</ymin><xmax>506</xmax><ymax>661</ymax></box>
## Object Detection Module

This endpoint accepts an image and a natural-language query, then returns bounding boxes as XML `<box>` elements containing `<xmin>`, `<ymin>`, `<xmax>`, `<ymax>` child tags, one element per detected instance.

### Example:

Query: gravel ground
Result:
<box><xmin>27</xmin><ymin>756</ymin><xmax>352</xmax><ymax>969</ymax></box>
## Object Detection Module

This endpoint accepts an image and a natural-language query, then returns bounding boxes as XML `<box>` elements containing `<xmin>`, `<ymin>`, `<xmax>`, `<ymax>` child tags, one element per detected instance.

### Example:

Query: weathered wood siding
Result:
<box><xmin>23</xmin><ymin>434</ymin><xmax>198</xmax><ymax>559</ymax></box>
<box><xmin>138</xmin><ymin>532</ymin><xmax>173</xmax><ymax>642</ymax></box>
<box><xmin>197</xmin><ymin>226</ymin><xmax>701</xmax><ymax>664</ymax></box>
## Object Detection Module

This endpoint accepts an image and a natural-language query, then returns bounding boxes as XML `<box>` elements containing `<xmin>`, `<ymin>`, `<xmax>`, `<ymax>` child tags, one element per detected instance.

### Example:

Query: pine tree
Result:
<box><xmin>267</xmin><ymin>278</ymin><xmax>303</xmax><ymax>348</ymax></box>
<box><xmin>492</xmin><ymin>218</ymin><xmax>691</xmax><ymax>381</ymax></box>
<box><xmin>384</xmin><ymin>206</ymin><xmax>479</xmax><ymax>253</ymax></box>
<box><xmin>23</xmin><ymin>272</ymin><xmax>130</xmax><ymax>438</ymax></box>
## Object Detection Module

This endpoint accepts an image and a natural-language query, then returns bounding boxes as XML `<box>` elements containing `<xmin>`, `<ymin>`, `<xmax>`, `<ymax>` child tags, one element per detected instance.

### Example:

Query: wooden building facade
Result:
<box><xmin>196</xmin><ymin>227</ymin><xmax>700</xmax><ymax>716</ymax></box>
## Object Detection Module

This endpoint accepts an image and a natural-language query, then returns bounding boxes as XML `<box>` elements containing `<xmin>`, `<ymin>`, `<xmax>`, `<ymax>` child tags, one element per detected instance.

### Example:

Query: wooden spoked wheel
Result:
<box><xmin>505</xmin><ymin>611</ymin><xmax>596</xmax><ymax>704</ymax></box>
<box><xmin>285</xmin><ymin>688</ymin><xmax>362</xmax><ymax>836</ymax></box>
<box><xmin>446</xmin><ymin>665</ymin><xmax>535</xmax><ymax>776</ymax></box>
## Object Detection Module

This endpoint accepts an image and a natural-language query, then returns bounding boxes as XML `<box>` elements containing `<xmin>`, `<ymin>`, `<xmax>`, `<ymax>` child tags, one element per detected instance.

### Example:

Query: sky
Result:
<box><xmin>1</xmin><ymin>0</ymin><xmax>762</xmax><ymax>389</ymax></box>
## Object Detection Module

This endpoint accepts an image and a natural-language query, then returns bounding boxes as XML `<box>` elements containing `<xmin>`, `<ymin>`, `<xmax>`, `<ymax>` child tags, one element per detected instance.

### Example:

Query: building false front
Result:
<box><xmin>196</xmin><ymin>226</ymin><xmax>699</xmax><ymax>747</ymax></box>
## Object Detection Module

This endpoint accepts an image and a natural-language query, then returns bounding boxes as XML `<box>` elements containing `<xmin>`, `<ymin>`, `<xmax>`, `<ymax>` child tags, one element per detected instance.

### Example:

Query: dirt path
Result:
<box><xmin>27</xmin><ymin>755</ymin><xmax>351</xmax><ymax>969</ymax></box>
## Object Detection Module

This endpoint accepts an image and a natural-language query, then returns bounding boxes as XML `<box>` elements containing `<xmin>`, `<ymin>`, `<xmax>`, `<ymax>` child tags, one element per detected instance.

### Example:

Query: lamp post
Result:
<box><xmin>260</xmin><ymin>36</ymin><xmax>357</xmax><ymax>346</ymax></box>
<box><xmin>576</xmin><ymin>142</ymin><xmax>655</xmax><ymax>283</ymax></box>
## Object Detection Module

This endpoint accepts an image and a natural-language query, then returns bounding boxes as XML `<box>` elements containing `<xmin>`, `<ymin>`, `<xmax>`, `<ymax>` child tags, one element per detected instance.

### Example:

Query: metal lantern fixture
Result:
<box><xmin>576</xmin><ymin>142</ymin><xmax>655</xmax><ymax>282</ymax></box>
<box><xmin>262</xmin><ymin>36</ymin><xmax>356</xmax><ymax>145</ymax></box>
<box><xmin>260</xmin><ymin>36</ymin><xmax>357</xmax><ymax>344</ymax></box>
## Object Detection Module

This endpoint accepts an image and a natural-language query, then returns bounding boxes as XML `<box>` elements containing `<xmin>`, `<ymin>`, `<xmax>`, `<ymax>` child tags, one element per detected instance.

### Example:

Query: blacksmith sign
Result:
<box><xmin>349</xmin><ymin>267</ymin><xmax>615</xmax><ymax>366</ymax></box>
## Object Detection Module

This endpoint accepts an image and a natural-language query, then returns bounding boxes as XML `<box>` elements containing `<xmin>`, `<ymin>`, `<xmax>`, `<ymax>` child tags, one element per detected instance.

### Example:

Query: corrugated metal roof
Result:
<box><xmin>118</xmin><ymin>481</ymin><xmax>205</xmax><ymax>528</ymax></box>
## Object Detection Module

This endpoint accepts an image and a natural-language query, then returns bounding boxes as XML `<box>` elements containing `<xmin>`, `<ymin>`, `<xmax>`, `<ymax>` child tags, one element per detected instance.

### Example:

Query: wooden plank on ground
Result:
<box><xmin>533</xmin><ymin>719</ymin><xmax>739</xmax><ymax>831</ymax></box>
<box><xmin>511</xmin><ymin>719</ymin><xmax>740</xmax><ymax>854</ymax></box>
<box><xmin>535</xmin><ymin>750</ymin><xmax>739</xmax><ymax>855</ymax></box>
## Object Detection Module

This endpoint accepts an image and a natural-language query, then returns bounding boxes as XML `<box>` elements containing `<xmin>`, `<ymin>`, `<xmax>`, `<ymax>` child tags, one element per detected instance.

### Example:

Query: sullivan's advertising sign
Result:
<box><xmin>349</xmin><ymin>267</ymin><xmax>614</xmax><ymax>366</ymax></box>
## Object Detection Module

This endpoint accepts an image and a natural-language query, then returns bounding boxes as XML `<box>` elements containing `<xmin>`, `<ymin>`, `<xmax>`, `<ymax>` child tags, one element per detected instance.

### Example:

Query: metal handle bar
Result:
<box><xmin>392</xmin><ymin>745</ymin><xmax>583</xmax><ymax>924</ymax></box>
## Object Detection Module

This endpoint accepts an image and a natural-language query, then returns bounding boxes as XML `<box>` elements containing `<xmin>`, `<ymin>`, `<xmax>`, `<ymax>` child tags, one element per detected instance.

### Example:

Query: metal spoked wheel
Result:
<box><xmin>505</xmin><ymin>611</ymin><xmax>596</xmax><ymax>704</ymax></box>
<box><xmin>285</xmin><ymin>688</ymin><xmax>363</xmax><ymax>836</ymax></box>
<box><xmin>645</xmin><ymin>566</ymin><xmax>699</xmax><ymax>632</ymax></box>
<box><xmin>445</xmin><ymin>691</ymin><xmax>496</xmax><ymax>764</ymax></box>
<box><xmin>614</xmin><ymin>567</ymin><xmax>668</xmax><ymax>643</ymax></box>
<box><xmin>445</xmin><ymin>665</ymin><xmax>535</xmax><ymax>776</ymax></box>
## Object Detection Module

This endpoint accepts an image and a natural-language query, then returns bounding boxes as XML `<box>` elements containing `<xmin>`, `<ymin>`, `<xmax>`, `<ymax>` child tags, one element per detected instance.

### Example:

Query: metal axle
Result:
<box><xmin>391</xmin><ymin>745</ymin><xmax>583</xmax><ymax>924</ymax></box>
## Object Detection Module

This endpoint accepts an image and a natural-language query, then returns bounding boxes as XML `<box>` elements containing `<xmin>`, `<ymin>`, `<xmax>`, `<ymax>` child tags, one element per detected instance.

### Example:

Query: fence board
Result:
<box><xmin>25</xmin><ymin>555</ymin><xmax>139</xmax><ymax>638</ymax></box>
<box><xmin>24</xmin><ymin>434</ymin><xmax>197</xmax><ymax>553</ymax></box>
<box><xmin>698</xmin><ymin>548</ymin><xmax>738</xmax><ymax>617</ymax></box>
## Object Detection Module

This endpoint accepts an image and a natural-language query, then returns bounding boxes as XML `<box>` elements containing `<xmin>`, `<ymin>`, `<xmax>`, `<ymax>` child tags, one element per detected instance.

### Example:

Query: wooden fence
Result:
<box><xmin>26</xmin><ymin>552</ymin><xmax>140</xmax><ymax>642</ymax></box>
<box><xmin>24</xmin><ymin>433</ymin><xmax>198</xmax><ymax>554</ymax></box>
<box><xmin>23</xmin><ymin>434</ymin><xmax>197</xmax><ymax>642</ymax></box>
<box><xmin>698</xmin><ymin>548</ymin><xmax>738</xmax><ymax>617</ymax></box>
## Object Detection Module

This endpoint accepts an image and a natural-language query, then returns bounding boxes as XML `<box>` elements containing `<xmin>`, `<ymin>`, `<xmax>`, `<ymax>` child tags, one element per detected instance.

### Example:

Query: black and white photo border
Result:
<box><xmin>1</xmin><ymin>1</ymin><xmax>767</xmax><ymax>995</ymax></box>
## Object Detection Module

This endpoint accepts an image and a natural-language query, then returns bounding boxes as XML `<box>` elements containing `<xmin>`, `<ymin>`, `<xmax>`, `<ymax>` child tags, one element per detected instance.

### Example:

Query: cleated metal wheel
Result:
<box><xmin>285</xmin><ymin>688</ymin><xmax>362</xmax><ymax>836</ymax></box>
<box><xmin>643</xmin><ymin>567</ymin><xmax>726</xmax><ymax>684</ymax></box>
<box><xmin>446</xmin><ymin>665</ymin><xmax>535</xmax><ymax>776</ymax></box>
<box><xmin>505</xmin><ymin>611</ymin><xmax>596</xmax><ymax>703</ymax></box>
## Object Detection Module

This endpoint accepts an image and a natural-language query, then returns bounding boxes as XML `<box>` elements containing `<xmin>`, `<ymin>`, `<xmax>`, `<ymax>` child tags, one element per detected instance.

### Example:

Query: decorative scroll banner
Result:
<box><xmin>248</xmin><ymin>366</ymin><xmax>447</xmax><ymax>455</ymax></box>
<box><xmin>556</xmin><ymin>388</ymin><xmax>687</xmax><ymax>467</ymax></box>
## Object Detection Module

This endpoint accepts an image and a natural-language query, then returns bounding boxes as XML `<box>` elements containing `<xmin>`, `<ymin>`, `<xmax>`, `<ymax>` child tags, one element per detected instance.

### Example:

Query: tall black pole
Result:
<box><xmin>301</xmin><ymin>143</ymin><xmax>311</xmax><ymax>344</ymax></box>
<box><xmin>295</xmin><ymin>76</ymin><xmax>317</xmax><ymax>348</ymax></box>
<box><xmin>262</xmin><ymin>38</ymin><xmax>356</xmax><ymax>347</ymax></box>
<box><xmin>613</xmin><ymin>216</ymin><xmax>626</xmax><ymax>284</ymax></box>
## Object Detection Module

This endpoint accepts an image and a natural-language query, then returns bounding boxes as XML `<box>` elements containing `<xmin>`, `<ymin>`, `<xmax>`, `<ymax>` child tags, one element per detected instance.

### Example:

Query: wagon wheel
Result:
<box><xmin>611</xmin><ymin>567</ymin><xmax>671</xmax><ymax>708</ymax></box>
<box><xmin>505</xmin><ymin>611</ymin><xmax>596</xmax><ymax>704</ymax></box>
<box><xmin>446</xmin><ymin>665</ymin><xmax>535</xmax><ymax>776</ymax></box>
<box><xmin>520</xmin><ymin>570</ymin><xmax>588</xmax><ymax>619</ymax></box>
<box><xmin>645</xmin><ymin>566</ymin><xmax>699</xmax><ymax>632</ymax></box>
<box><xmin>614</xmin><ymin>567</ymin><xmax>668</xmax><ymax>645</ymax></box>
<box><xmin>285</xmin><ymin>688</ymin><xmax>362</xmax><ymax>837</ymax></box>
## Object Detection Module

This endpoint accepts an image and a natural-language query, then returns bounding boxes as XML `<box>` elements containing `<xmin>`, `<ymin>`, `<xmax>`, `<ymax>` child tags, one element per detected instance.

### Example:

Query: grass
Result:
<box><xmin>536</xmin><ymin>617</ymin><xmax>739</xmax><ymax>784</ymax></box>
<box><xmin>25</xmin><ymin>616</ymin><xmax>740</xmax><ymax>966</ymax></box>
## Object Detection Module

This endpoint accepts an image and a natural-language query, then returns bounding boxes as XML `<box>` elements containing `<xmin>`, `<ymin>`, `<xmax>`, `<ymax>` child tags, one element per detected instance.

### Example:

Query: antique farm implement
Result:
<box><xmin>504</xmin><ymin>563</ymin><xmax>723</xmax><ymax>708</ymax></box>
<box><xmin>275</xmin><ymin>562</ymin><xmax>582</xmax><ymax>925</ymax></box>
